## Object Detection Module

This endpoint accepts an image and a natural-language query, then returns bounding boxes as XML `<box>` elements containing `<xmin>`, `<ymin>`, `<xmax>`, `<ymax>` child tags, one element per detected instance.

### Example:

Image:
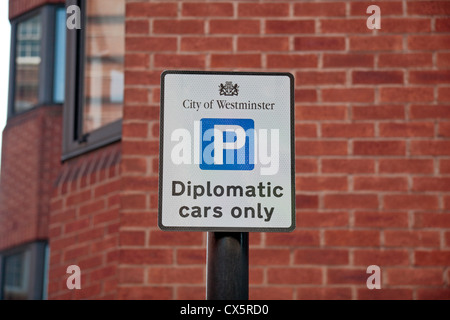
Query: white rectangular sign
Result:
<box><xmin>159</xmin><ymin>71</ymin><xmax>295</xmax><ymax>232</ymax></box>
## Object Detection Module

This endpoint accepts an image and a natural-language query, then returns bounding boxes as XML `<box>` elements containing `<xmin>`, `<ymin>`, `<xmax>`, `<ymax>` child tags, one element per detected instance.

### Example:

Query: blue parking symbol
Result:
<box><xmin>200</xmin><ymin>118</ymin><xmax>255</xmax><ymax>171</ymax></box>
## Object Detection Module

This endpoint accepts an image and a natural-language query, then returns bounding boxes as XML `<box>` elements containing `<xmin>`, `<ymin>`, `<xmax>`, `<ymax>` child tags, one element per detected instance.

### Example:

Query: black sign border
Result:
<box><xmin>159</xmin><ymin>70</ymin><xmax>295</xmax><ymax>232</ymax></box>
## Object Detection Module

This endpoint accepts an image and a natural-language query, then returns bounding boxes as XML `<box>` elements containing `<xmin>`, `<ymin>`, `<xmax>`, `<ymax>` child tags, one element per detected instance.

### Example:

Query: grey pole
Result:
<box><xmin>206</xmin><ymin>232</ymin><xmax>249</xmax><ymax>300</ymax></box>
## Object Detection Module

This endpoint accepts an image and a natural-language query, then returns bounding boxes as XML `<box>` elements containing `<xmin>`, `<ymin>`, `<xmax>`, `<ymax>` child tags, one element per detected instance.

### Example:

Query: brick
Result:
<box><xmin>297</xmin><ymin>287</ymin><xmax>352</xmax><ymax>300</ymax></box>
<box><xmin>294</xmin><ymin>249</ymin><xmax>349</xmax><ymax>265</ymax></box>
<box><xmin>439</xmin><ymin>121</ymin><xmax>450</xmax><ymax>137</ymax></box>
<box><xmin>266</xmin><ymin>230</ymin><xmax>320</xmax><ymax>246</ymax></box>
<box><xmin>295</xmin><ymin>2</ymin><xmax>346</xmax><ymax>17</ymax></box>
<box><xmin>122</xmin><ymin>122</ymin><xmax>148</xmax><ymax>138</ymax></box>
<box><xmin>177</xmin><ymin>249</ymin><xmax>205</xmax><ymax>265</ymax></box>
<box><xmin>294</xmin><ymin>90</ymin><xmax>317</xmax><ymax>103</ymax></box>
<box><xmin>407</xmin><ymin>1</ymin><xmax>450</xmax><ymax>15</ymax></box>
<box><xmin>321</xmin><ymin>159</ymin><xmax>375</xmax><ymax>174</ymax></box>
<box><xmin>379</xmin><ymin>122</ymin><xmax>435</xmax><ymax>137</ymax></box>
<box><xmin>297</xmin><ymin>211</ymin><xmax>348</xmax><ymax>228</ymax></box>
<box><xmin>265</xmin><ymin>20</ymin><xmax>315</xmax><ymax>34</ymax></box>
<box><xmin>119</xmin><ymin>287</ymin><xmax>173</xmax><ymax>300</ymax></box>
<box><xmin>210</xmin><ymin>54</ymin><xmax>261</xmax><ymax>68</ymax></box>
<box><xmin>180</xmin><ymin>37</ymin><xmax>233</xmax><ymax>52</ymax></box>
<box><xmin>408</xmin><ymin>35</ymin><xmax>450</xmax><ymax>50</ymax></box>
<box><xmin>380</xmin><ymin>18</ymin><xmax>431</xmax><ymax>33</ymax></box>
<box><xmin>378</xmin><ymin>53</ymin><xmax>432</xmax><ymax>68</ymax></box>
<box><xmin>351</xmin><ymin>1</ymin><xmax>403</xmax><ymax>16</ymax></box>
<box><xmin>238</xmin><ymin>3</ymin><xmax>289</xmax><ymax>17</ymax></box>
<box><xmin>295</xmin><ymin>124</ymin><xmax>317</xmax><ymax>137</ymax></box>
<box><xmin>354</xmin><ymin>177</ymin><xmax>408</xmax><ymax>192</ymax></box>
<box><xmin>357</xmin><ymin>288</ymin><xmax>413</xmax><ymax>300</ymax></box>
<box><xmin>380</xmin><ymin>87</ymin><xmax>434</xmax><ymax>103</ymax></box>
<box><xmin>410</xmin><ymin>105</ymin><xmax>450</xmax><ymax>119</ymax></box>
<box><xmin>440</xmin><ymin>159</ymin><xmax>450</xmax><ymax>174</ymax></box>
<box><xmin>120</xmin><ymin>249</ymin><xmax>172</xmax><ymax>265</ymax></box>
<box><xmin>352</xmin><ymin>105</ymin><xmax>405</xmax><ymax>120</ymax></box>
<box><xmin>296</xmin><ymin>71</ymin><xmax>346</xmax><ymax>85</ymax></box>
<box><xmin>417</xmin><ymin>289</ymin><xmax>450</xmax><ymax>300</ymax></box>
<box><xmin>125</xmin><ymin>37</ymin><xmax>177</xmax><ymax>52</ymax></box>
<box><xmin>295</xmin><ymin>106</ymin><xmax>347</xmax><ymax>121</ymax></box>
<box><xmin>150</xmin><ymin>231</ymin><xmax>203</xmax><ymax>246</ymax></box>
<box><xmin>295</xmin><ymin>37</ymin><xmax>345</xmax><ymax>51</ymax></box>
<box><xmin>384</xmin><ymin>195</ymin><xmax>439</xmax><ymax>210</ymax></box>
<box><xmin>296</xmin><ymin>176</ymin><xmax>348</xmax><ymax>192</ymax></box>
<box><xmin>413</xmin><ymin>177</ymin><xmax>450</xmax><ymax>191</ymax></box>
<box><xmin>324</xmin><ymin>194</ymin><xmax>379</xmax><ymax>210</ymax></box>
<box><xmin>296</xmin><ymin>194</ymin><xmax>319</xmax><ymax>209</ymax></box>
<box><xmin>120</xmin><ymin>194</ymin><xmax>146</xmax><ymax>210</ymax></box>
<box><xmin>125</xmin><ymin>71</ymin><xmax>160</xmax><ymax>86</ymax></box>
<box><xmin>323</xmin><ymin>53</ymin><xmax>374</xmax><ymax>68</ymax></box>
<box><xmin>320</xmin><ymin>19</ymin><xmax>368</xmax><ymax>33</ymax></box>
<box><xmin>353</xmin><ymin>140</ymin><xmax>406</xmax><ymax>156</ymax></box>
<box><xmin>122</xmin><ymin>141</ymin><xmax>158</xmax><ymax>155</ymax></box>
<box><xmin>350</xmin><ymin>36</ymin><xmax>403</xmax><ymax>51</ymax></box>
<box><xmin>439</xmin><ymin>88</ymin><xmax>450</xmax><ymax>102</ymax></box>
<box><xmin>327</xmin><ymin>268</ymin><xmax>373</xmax><ymax>285</ymax></box>
<box><xmin>153</xmin><ymin>20</ymin><xmax>204</xmax><ymax>34</ymax></box>
<box><xmin>322</xmin><ymin>88</ymin><xmax>374</xmax><ymax>103</ymax></box>
<box><xmin>415</xmin><ymin>251</ymin><xmax>450</xmax><ymax>266</ymax></box>
<box><xmin>414</xmin><ymin>213</ymin><xmax>450</xmax><ymax>228</ymax></box>
<box><xmin>250</xmin><ymin>249</ymin><xmax>290</xmax><ymax>265</ymax></box>
<box><xmin>295</xmin><ymin>159</ymin><xmax>318</xmax><ymax>173</ymax></box>
<box><xmin>353</xmin><ymin>211</ymin><xmax>409</xmax><ymax>228</ymax></box>
<box><xmin>182</xmin><ymin>3</ymin><xmax>233</xmax><ymax>17</ymax></box>
<box><xmin>437</xmin><ymin>53</ymin><xmax>450</xmax><ymax>67</ymax></box>
<box><xmin>296</xmin><ymin>140</ymin><xmax>348</xmax><ymax>156</ymax></box>
<box><xmin>436</xmin><ymin>18</ymin><xmax>450</xmax><ymax>32</ymax></box>
<box><xmin>148</xmin><ymin>267</ymin><xmax>204</xmax><ymax>284</ymax></box>
<box><xmin>124</xmin><ymin>88</ymin><xmax>148</xmax><ymax>104</ymax></box>
<box><xmin>238</xmin><ymin>37</ymin><xmax>290</xmax><ymax>52</ymax></box>
<box><xmin>126</xmin><ymin>3</ymin><xmax>177</xmax><ymax>17</ymax></box>
<box><xmin>267</xmin><ymin>54</ymin><xmax>317</xmax><ymax>69</ymax></box>
<box><xmin>321</xmin><ymin>123</ymin><xmax>374</xmax><ymax>138</ymax></box>
<box><xmin>154</xmin><ymin>54</ymin><xmax>205</xmax><ymax>69</ymax></box>
<box><xmin>352</xmin><ymin>71</ymin><xmax>404</xmax><ymax>85</ymax></box>
<box><xmin>379</xmin><ymin>159</ymin><xmax>434</xmax><ymax>174</ymax></box>
<box><xmin>410</xmin><ymin>70</ymin><xmax>450</xmax><ymax>84</ymax></box>
<box><xmin>386</xmin><ymin>269</ymin><xmax>443</xmax><ymax>286</ymax></box>
<box><xmin>209</xmin><ymin>20</ymin><xmax>260</xmax><ymax>34</ymax></box>
<box><xmin>411</xmin><ymin>140</ymin><xmax>450</xmax><ymax>156</ymax></box>
<box><xmin>268</xmin><ymin>267</ymin><xmax>322</xmax><ymax>284</ymax></box>
<box><xmin>250</xmin><ymin>287</ymin><xmax>294</xmax><ymax>300</ymax></box>
<box><xmin>385</xmin><ymin>230</ymin><xmax>440</xmax><ymax>248</ymax></box>
<box><xmin>126</xmin><ymin>20</ymin><xmax>149</xmax><ymax>35</ymax></box>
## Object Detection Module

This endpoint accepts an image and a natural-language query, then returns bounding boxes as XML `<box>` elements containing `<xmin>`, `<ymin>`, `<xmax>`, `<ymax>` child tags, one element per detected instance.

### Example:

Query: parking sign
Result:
<box><xmin>159</xmin><ymin>71</ymin><xmax>295</xmax><ymax>232</ymax></box>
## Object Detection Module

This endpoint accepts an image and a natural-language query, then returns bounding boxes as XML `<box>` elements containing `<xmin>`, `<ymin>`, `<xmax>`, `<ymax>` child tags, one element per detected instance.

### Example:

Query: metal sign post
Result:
<box><xmin>206</xmin><ymin>232</ymin><xmax>248</xmax><ymax>300</ymax></box>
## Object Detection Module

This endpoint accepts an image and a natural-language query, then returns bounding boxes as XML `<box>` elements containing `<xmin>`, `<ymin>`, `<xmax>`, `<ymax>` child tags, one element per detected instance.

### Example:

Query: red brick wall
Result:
<box><xmin>0</xmin><ymin>105</ymin><xmax>62</xmax><ymax>251</ymax></box>
<box><xmin>121</xmin><ymin>0</ymin><xmax>450</xmax><ymax>300</ymax></box>
<box><xmin>47</xmin><ymin>143</ymin><xmax>121</xmax><ymax>299</ymax></box>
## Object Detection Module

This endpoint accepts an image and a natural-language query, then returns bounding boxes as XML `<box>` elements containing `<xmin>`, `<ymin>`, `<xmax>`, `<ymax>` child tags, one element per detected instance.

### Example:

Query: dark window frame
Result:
<box><xmin>0</xmin><ymin>241</ymin><xmax>48</xmax><ymax>300</ymax></box>
<box><xmin>62</xmin><ymin>0</ymin><xmax>123</xmax><ymax>161</ymax></box>
<box><xmin>7</xmin><ymin>5</ymin><xmax>65</xmax><ymax>119</ymax></box>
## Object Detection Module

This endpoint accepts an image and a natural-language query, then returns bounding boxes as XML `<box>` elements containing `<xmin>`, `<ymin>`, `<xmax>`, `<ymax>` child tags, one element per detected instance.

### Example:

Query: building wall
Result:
<box><xmin>0</xmin><ymin>105</ymin><xmax>62</xmax><ymax>251</ymax></box>
<box><xmin>47</xmin><ymin>143</ymin><xmax>121</xmax><ymax>299</ymax></box>
<box><xmin>120</xmin><ymin>0</ymin><xmax>450</xmax><ymax>300</ymax></box>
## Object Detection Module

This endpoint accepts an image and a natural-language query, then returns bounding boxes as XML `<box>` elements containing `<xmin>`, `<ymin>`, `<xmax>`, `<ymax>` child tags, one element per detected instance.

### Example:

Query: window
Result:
<box><xmin>63</xmin><ymin>0</ymin><xmax>125</xmax><ymax>160</ymax></box>
<box><xmin>8</xmin><ymin>5</ymin><xmax>66</xmax><ymax>117</ymax></box>
<box><xmin>0</xmin><ymin>242</ymin><xmax>48</xmax><ymax>300</ymax></box>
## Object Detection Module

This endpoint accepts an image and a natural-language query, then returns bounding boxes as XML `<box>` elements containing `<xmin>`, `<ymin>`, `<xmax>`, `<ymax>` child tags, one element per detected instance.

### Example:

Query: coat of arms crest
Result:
<box><xmin>219</xmin><ymin>81</ymin><xmax>239</xmax><ymax>96</ymax></box>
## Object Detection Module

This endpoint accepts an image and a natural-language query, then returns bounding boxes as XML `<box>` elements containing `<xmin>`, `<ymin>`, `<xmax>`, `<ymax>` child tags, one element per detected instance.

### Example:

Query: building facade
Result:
<box><xmin>1</xmin><ymin>0</ymin><xmax>450</xmax><ymax>300</ymax></box>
